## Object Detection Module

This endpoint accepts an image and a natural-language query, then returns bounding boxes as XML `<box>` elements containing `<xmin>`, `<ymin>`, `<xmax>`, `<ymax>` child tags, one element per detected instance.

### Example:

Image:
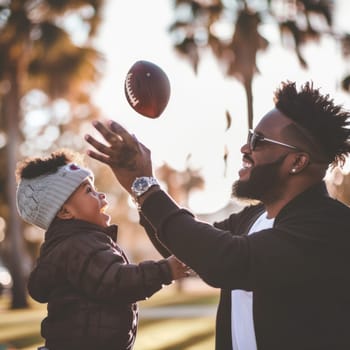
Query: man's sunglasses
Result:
<box><xmin>248</xmin><ymin>129</ymin><xmax>299</xmax><ymax>151</ymax></box>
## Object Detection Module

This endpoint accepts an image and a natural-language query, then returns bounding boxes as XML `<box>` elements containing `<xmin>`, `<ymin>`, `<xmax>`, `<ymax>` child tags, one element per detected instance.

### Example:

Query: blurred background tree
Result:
<box><xmin>169</xmin><ymin>0</ymin><xmax>350</xmax><ymax>130</ymax></box>
<box><xmin>0</xmin><ymin>0</ymin><xmax>105</xmax><ymax>309</ymax></box>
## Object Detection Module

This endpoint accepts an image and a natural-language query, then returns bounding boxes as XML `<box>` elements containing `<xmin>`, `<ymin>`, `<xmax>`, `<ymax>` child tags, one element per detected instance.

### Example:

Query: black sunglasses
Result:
<box><xmin>248</xmin><ymin>129</ymin><xmax>299</xmax><ymax>151</ymax></box>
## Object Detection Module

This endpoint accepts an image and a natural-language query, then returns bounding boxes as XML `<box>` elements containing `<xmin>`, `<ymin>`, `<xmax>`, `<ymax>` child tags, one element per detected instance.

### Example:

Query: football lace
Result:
<box><xmin>125</xmin><ymin>73</ymin><xmax>140</xmax><ymax>107</ymax></box>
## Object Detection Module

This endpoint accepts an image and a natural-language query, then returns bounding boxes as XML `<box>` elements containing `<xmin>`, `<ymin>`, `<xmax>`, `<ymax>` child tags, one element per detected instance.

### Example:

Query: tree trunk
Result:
<box><xmin>4</xmin><ymin>65</ymin><xmax>28</xmax><ymax>309</ymax></box>
<box><xmin>244</xmin><ymin>78</ymin><xmax>254</xmax><ymax>130</ymax></box>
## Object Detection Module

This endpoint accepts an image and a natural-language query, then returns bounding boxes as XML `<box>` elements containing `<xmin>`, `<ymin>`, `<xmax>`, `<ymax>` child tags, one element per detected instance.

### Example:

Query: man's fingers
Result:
<box><xmin>108</xmin><ymin>120</ymin><xmax>129</xmax><ymax>136</ymax></box>
<box><xmin>108</xmin><ymin>120</ymin><xmax>136</xmax><ymax>147</ymax></box>
<box><xmin>85</xmin><ymin>134</ymin><xmax>115</xmax><ymax>156</ymax></box>
<box><xmin>86</xmin><ymin>120</ymin><xmax>147</xmax><ymax>171</ymax></box>
<box><xmin>86</xmin><ymin>149</ymin><xmax>111</xmax><ymax>166</ymax></box>
<box><xmin>86</xmin><ymin>133</ymin><xmax>138</xmax><ymax>170</ymax></box>
<box><xmin>93</xmin><ymin>120</ymin><xmax>139</xmax><ymax>154</ymax></box>
<box><xmin>92</xmin><ymin>120</ymin><xmax>125</xmax><ymax>146</ymax></box>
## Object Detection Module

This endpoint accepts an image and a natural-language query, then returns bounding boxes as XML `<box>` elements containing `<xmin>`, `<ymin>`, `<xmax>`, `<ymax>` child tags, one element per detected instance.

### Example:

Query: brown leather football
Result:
<box><xmin>124</xmin><ymin>60</ymin><xmax>171</xmax><ymax>118</ymax></box>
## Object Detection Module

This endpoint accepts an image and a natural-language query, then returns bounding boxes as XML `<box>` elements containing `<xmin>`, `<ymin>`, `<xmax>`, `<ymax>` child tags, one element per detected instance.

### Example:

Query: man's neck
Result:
<box><xmin>264</xmin><ymin>179</ymin><xmax>322</xmax><ymax>218</ymax></box>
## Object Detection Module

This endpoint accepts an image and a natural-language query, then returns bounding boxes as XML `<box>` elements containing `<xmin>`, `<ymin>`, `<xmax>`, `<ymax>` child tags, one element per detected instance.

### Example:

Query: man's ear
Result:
<box><xmin>57</xmin><ymin>206</ymin><xmax>74</xmax><ymax>220</ymax></box>
<box><xmin>290</xmin><ymin>153</ymin><xmax>310</xmax><ymax>174</ymax></box>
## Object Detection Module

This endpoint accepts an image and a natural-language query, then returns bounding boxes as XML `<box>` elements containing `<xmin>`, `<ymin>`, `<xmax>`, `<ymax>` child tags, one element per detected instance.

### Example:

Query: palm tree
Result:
<box><xmin>157</xmin><ymin>162</ymin><xmax>204</xmax><ymax>206</ymax></box>
<box><xmin>0</xmin><ymin>0</ymin><xmax>105</xmax><ymax>309</ymax></box>
<box><xmin>169</xmin><ymin>0</ymin><xmax>349</xmax><ymax>129</ymax></box>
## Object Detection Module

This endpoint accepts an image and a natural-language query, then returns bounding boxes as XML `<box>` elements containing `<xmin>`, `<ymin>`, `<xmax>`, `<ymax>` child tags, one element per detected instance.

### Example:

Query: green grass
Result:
<box><xmin>134</xmin><ymin>317</ymin><xmax>215</xmax><ymax>350</ymax></box>
<box><xmin>0</xmin><ymin>284</ymin><xmax>219</xmax><ymax>350</ymax></box>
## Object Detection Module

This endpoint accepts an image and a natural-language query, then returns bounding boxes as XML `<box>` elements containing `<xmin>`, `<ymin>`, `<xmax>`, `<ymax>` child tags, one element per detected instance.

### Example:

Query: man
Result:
<box><xmin>85</xmin><ymin>81</ymin><xmax>350</xmax><ymax>350</ymax></box>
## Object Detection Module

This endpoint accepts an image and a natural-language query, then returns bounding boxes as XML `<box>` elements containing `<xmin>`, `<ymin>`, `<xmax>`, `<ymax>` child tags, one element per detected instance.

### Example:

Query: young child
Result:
<box><xmin>16</xmin><ymin>149</ymin><xmax>188</xmax><ymax>350</ymax></box>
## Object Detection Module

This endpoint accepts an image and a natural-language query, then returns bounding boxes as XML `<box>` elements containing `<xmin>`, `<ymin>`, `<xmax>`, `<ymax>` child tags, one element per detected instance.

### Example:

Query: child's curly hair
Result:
<box><xmin>16</xmin><ymin>149</ymin><xmax>84</xmax><ymax>182</ymax></box>
<box><xmin>274</xmin><ymin>81</ymin><xmax>350</xmax><ymax>168</ymax></box>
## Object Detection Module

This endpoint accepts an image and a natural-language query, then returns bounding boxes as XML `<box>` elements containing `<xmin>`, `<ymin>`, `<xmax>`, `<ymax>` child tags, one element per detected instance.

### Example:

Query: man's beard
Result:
<box><xmin>232</xmin><ymin>154</ymin><xmax>289</xmax><ymax>202</ymax></box>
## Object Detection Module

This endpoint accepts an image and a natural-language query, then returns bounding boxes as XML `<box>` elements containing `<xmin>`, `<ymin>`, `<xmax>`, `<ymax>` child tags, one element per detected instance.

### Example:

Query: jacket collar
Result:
<box><xmin>276</xmin><ymin>181</ymin><xmax>329</xmax><ymax>221</ymax></box>
<box><xmin>46</xmin><ymin>218</ymin><xmax>118</xmax><ymax>243</ymax></box>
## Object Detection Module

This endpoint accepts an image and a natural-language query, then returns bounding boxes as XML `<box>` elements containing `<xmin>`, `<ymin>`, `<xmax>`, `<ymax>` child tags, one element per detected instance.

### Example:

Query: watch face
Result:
<box><xmin>132</xmin><ymin>177</ymin><xmax>158</xmax><ymax>198</ymax></box>
<box><xmin>135</xmin><ymin>178</ymin><xmax>148</xmax><ymax>191</ymax></box>
<box><xmin>132</xmin><ymin>177</ymin><xmax>150</xmax><ymax>197</ymax></box>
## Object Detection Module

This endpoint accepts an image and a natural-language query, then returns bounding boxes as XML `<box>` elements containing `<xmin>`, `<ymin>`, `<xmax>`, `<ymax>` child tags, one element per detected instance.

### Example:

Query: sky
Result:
<box><xmin>92</xmin><ymin>0</ymin><xmax>350</xmax><ymax>213</ymax></box>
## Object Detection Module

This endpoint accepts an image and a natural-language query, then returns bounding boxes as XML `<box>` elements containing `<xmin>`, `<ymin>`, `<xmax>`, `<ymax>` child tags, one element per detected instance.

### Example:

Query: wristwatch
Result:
<box><xmin>131</xmin><ymin>176</ymin><xmax>159</xmax><ymax>199</ymax></box>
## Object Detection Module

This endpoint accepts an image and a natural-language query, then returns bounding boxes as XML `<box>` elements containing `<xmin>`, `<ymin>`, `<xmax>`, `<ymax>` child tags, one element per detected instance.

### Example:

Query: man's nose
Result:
<box><xmin>241</xmin><ymin>142</ymin><xmax>251</xmax><ymax>154</ymax></box>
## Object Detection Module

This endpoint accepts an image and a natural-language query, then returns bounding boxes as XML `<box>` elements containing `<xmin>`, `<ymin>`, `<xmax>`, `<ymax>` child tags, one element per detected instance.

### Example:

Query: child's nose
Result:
<box><xmin>99</xmin><ymin>192</ymin><xmax>106</xmax><ymax>199</ymax></box>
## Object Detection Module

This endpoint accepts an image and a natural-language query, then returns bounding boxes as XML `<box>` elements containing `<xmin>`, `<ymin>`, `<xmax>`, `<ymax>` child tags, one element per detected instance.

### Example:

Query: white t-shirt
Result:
<box><xmin>231</xmin><ymin>211</ymin><xmax>275</xmax><ymax>350</ymax></box>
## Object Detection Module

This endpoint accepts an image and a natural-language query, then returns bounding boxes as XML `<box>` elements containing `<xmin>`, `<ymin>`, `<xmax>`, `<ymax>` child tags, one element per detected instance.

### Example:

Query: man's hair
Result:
<box><xmin>16</xmin><ymin>149</ymin><xmax>83</xmax><ymax>182</ymax></box>
<box><xmin>274</xmin><ymin>81</ymin><xmax>350</xmax><ymax>167</ymax></box>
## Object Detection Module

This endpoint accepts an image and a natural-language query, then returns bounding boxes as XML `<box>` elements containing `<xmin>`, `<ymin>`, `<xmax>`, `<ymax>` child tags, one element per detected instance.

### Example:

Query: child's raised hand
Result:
<box><xmin>166</xmin><ymin>255</ymin><xmax>192</xmax><ymax>280</ymax></box>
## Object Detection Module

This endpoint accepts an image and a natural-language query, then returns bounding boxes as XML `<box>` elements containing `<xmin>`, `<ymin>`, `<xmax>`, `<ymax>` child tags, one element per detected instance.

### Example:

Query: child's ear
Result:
<box><xmin>57</xmin><ymin>206</ymin><xmax>74</xmax><ymax>220</ymax></box>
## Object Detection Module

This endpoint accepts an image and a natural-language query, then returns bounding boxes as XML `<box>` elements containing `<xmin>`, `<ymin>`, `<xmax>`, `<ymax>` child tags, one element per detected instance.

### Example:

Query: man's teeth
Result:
<box><xmin>243</xmin><ymin>160</ymin><xmax>252</xmax><ymax>169</ymax></box>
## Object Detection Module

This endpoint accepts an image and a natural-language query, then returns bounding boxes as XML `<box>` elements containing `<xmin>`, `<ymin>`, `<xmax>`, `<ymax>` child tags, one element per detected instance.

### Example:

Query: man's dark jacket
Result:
<box><xmin>28</xmin><ymin>219</ymin><xmax>173</xmax><ymax>350</ymax></box>
<box><xmin>140</xmin><ymin>182</ymin><xmax>350</xmax><ymax>350</ymax></box>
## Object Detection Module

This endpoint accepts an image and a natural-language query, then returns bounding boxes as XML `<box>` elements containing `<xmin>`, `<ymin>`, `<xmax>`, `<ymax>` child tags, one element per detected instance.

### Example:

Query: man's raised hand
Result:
<box><xmin>85</xmin><ymin>120</ymin><xmax>153</xmax><ymax>193</ymax></box>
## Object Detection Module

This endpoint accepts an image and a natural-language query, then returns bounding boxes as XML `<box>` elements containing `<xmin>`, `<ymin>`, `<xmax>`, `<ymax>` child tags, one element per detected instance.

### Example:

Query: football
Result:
<box><xmin>124</xmin><ymin>60</ymin><xmax>171</xmax><ymax>118</ymax></box>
